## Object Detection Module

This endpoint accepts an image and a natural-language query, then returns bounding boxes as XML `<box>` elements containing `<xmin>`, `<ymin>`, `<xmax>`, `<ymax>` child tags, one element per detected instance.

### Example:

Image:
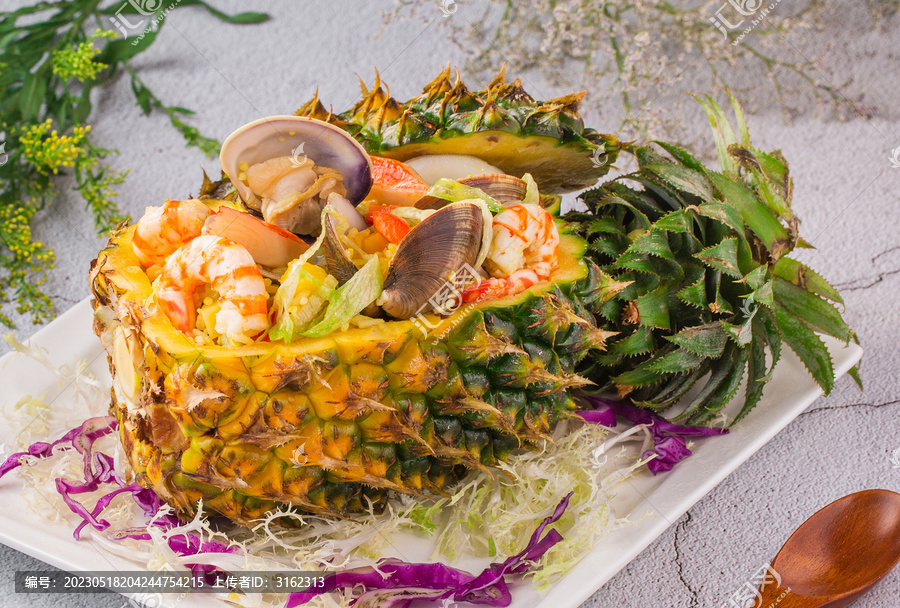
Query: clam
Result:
<box><xmin>414</xmin><ymin>173</ymin><xmax>527</xmax><ymax>210</ymax></box>
<box><xmin>378</xmin><ymin>202</ymin><xmax>487</xmax><ymax>319</ymax></box>
<box><xmin>322</xmin><ymin>212</ymin><xmax>360</xmax><ymax>285</ymax></box>
<box><xmin>220</xmin><ymin>115</ymin><xmax>373</xmax><ymax>235</ymax></box>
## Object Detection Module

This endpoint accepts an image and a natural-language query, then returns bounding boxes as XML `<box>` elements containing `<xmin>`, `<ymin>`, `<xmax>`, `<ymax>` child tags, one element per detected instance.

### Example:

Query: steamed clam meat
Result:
<box><xmin>220</xmin><ymin>115</ymin><xmax>373</xmax><ymax>236</ymax></box>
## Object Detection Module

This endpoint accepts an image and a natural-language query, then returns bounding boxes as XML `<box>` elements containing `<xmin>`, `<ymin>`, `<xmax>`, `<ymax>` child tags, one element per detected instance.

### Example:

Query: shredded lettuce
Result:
<box><xmin>425</xmin><ymin>179</ymin><xmax>504</xmax><ymax>213</ymax></box>
<box><xmin>286</xmin><ymin>494</ymin><xmax>572</xmax><ymax>608</ymax></box>
<box><xmin>522</xmin><ymin>173</ymin><xmax>540</xmax><ymax>206</ymax></box>
<box><xmin>301</xmin><ymin>256</ymin><xmax>382</xmax><ymax>338</ymax></box>
<box><xmin>270</xmin><ymin>208</ymin><xmax>336</xmax><ymax>342</ymax></box>
<box><xmin>387</xmin><ymin>206</ymin><xmax>433</xmax><ymax>226</ymax></box>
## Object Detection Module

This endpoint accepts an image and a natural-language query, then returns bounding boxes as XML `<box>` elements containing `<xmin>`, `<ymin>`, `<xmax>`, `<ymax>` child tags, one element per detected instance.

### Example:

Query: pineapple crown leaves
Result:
<box><xmin>296</xmin><ymin>64</ymin><xmax>620</xmax><ymax>165</ymax></box>
<box><xmin>566</xmin><ymin>90</ymin><xmax>858</xmax><ymax>426</ymax></box>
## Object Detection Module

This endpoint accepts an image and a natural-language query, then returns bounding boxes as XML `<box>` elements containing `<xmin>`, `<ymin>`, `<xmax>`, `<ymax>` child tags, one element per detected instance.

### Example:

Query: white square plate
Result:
<box><xmin>0</xmin><ymin>298</ymin><xmax>863</xmax><ymax>608</ymax></box>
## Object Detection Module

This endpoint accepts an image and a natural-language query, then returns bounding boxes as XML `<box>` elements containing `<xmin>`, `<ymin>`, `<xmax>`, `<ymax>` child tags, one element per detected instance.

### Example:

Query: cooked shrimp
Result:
<box><xmin>132</xmin><ymin>199</ymin><xmax>211</xmax><ymax>267</ymax></box>
<box><xmin>155</xmin><ymin>235</ymin><xmax>269</xmax><ymax>342</ymax></box>
<box><xmin>462</xmin><ymin>203</ymin><xmax>559</xmax><ymax>303</ymax></box>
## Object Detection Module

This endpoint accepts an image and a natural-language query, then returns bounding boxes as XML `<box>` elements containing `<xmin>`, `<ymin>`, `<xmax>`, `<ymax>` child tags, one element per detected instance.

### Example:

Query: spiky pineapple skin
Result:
<box><xmin>89</xmin><ymin>220</ymin><xmax>615</xmax><ymax>523</ymax></box>
<box><xmin>296</xmin><ymin>66</ymin><xmax>621</xmax><ymax>193</ymax></box>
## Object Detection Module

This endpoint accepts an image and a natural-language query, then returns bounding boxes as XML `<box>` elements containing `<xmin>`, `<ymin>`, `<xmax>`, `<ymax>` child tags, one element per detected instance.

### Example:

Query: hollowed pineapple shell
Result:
<box><xmin>90</xmin><ymin>208</ymin><xmax>619</xmax><ymax>522</ymax></box>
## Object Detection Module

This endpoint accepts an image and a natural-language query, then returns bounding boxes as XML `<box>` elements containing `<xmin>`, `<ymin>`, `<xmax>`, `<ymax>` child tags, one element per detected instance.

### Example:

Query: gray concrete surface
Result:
<box><xmin>0</xmin><ymin>1</ymin><xmax>898</xmax><ymax>606</ymax></box>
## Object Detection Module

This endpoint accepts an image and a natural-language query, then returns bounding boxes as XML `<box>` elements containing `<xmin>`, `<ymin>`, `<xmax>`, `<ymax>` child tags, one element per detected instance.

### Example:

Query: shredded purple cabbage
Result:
<box><xmin>0</xmin><ymin>415</ymin><xmax>235</xmax><ymax>572</ymax></box>
<box><xmin>286</xmin><ymin>492</ymin><xmax>573</xmax><ymax>608</ymax></box>
<box><xmin>578</xmin><ymin>396</ymin><xmax>728</xmax><ymax>474</ymax></box>
<box><xmin>0</xmin><ymin>416</ymin><xmax>117</xmax><ymax>478</ymax></box>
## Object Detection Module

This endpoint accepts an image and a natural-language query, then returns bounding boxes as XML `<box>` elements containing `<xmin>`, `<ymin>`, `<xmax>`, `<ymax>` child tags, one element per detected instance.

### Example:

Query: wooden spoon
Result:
<box><xmin>756</xmin><ymin>489</ymin><xmax>900</xmax><ymax>608</ymax></box>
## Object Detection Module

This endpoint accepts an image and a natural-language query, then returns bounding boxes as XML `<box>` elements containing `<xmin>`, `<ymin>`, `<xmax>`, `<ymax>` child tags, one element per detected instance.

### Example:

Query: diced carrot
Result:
<box><xmin>371</xmin><ymin>210</ymin><xmax>411</xmax><ymax>244</ymax></box>
<box><xmin>368</xmin><ymin>156</ymin><xmax>429</xmax><ymax>207</ymax></box>
<box><xmin>365</xmin><ymin>203</ymin><xmax>397</xmax><ymax>225</ymax></box>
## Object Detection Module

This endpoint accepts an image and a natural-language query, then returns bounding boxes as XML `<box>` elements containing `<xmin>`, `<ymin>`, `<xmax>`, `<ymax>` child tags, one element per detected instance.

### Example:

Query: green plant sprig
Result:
<box><xmin>0</xmin><ymin>0</ymin><xmax>269</xmax><ymax>326</ymax></box>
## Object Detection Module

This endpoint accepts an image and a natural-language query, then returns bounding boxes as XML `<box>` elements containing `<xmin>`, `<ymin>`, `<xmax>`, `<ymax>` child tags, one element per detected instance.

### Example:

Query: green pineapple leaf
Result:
<box><xmin>567</xmin><ymin>89</ymin><xmax>857</xmax><ymax>425</ymax></box>
<box><xmin>772</xmin><ymin>306</ymin><xmax>835</xmax><ymax>395</ymax></box>
<box><xmin>773</xmin><ymin>258</ymin><xmax>844</xmax><ymax>304</ymax></box>
<box><xmin>664</xmin><ymin>324</ymin><xmax>729</xmax><ymax>358</ymax></box>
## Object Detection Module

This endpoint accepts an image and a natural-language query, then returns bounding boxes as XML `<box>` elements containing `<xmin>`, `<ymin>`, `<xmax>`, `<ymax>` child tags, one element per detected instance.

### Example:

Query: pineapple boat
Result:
<box><xmin>90</xmin><ymin>69</ymin><xmax>855</xmax><ymax>523</ymax></box>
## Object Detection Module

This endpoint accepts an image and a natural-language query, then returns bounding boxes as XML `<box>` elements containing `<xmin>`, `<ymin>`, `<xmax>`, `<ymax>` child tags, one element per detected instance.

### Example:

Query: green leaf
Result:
<box><xmin>646</xmin><ymin>347</ymin><xmax>704</xmax><ymax>375</ymax></box>
<box><xmin>636</xmin><ymin>363</ymin><xmax>709</xmax><ymax>411</ymax></box>
<box><xmin>696</xmin><ymin>201</ymin><xmax>746</xmax><ymax>240</ymax></box>
<box><xmin>130</xmin><ymin>73</ymin><xmax>152</xmax><ymax>115</ymax></box>
<box><xmin>665</xmin><ymin>323</ymin><xmax>729</xmax><ymax>358</ymax></box>
<box><xmin>732</xmin><ymin>316</ymin><xmax>774</xmax><ymax>424</ymax></box>
<box><xmin>72</xmin><ymin>81</ymin><xmax>94</xmax><ymax>125</ymax></box>
<box><xmin>773</xmin><ymin>278</ymin><xmax>852</xmax><ymax>342</ymax></box>
<box><xmin>721</xmin><ymin>317</ymin><xmax>753</xmax><ymax>346</ymax></box>
<box><xmin>611</xmin><ymin>366</ymin><xmax>664</xmax><ymax>389</ymax></box>
<box><xmin>693</xmin><ymin>94</ymin><xmax>738</xmax><ymax>177</ymax></box>
<box><xmin>772</xmin><ymin>306</ymin><xmax>835</xmax><ymax>395</ymax></box>
<box><xmin>635</xmin><ymin>285</ymin><xmax>671</xmax><ymax>330</ymax></box>
<box><xmin>752</xmin><ymin>148</ymin><xmax>791</xmax><ymax>200</ymax></box>
<box><xmin>100</xmin><ymin>28</ymin><xmax>161</xmax><ymax>64</ymax></box>
<box><xmin>710</xmin><ymin>270</ymin><xmax>734</xmax><ymax>315</ymax></box>
<box><xmin>588</xmin><ymin>217</ymin><xmax>626</xmax><ymax>235</ymax></box>
<box><xmin>689</xmin><ymin>345</ymin><xmax>750</xmax><ymax>424</ymax></box>
<box><xmin>729</xmin><ymin>145</ymin><xmax>792</xmax><ymax>219</ymax></box>
<box><xmin>182</xmin><ymin>1</ymin><xmax>270</xmax><ymax>24</ymax></box>
<box><xmin>743</xmin><ymin>265</ymin><xmax>768</xmax><ymax>290</ymax></box>
<box><xmin>610</xmin><ymin>325</ymin><xmax>655</xmax><ymax>357</ymax></box>
<box><xmin>757</xmin><ymin>310</ymin><xmax>782</xmax><ymax>383</ymax></box>
<box><xmin>677</xmin><ymin>277</ymin><xmax>709</xmax><ymax>310</ymax></box>
<box><xmin>847</xmin><ymin>365</ymin><xmax>863</xmax><ymax>390</ymax></box>
<box><xmin>19</xmin><ymin>71</ymin><xmax>47</xmax><ymax>121</ymax></box>
<box><xmin>749</xmin><ymin>280</ymin><xmax>774</xmax><ymax>306</ymax></box>
<box><xmin>725</xmin><ymin>88</ymin><xmax>751</xmax><ymax>146</ymax></box>
<box><xmin>643</xmin><ymin>163</ymin><xmax>716</xmax><ymax>201</ymax></box>
<box><xmin>696</xmin><ymin>237</ymin><xmax>742</xmax><ymax>278</ymax></box>
<box><xmin>673</xmin><ymin>343</ymin><xmax>737</xmax><ymax>421</ymax></box>
<box><xmin>654</xmin><ymin>209</ymin><xmax>693</xmax><ymax>233</ymax></box>
<box><xmin>626</xmin><ymin>230</ymin><xmax>675</xmax><ymax>260</ymax></box>
<box><xmin>652</xmin><ymin>140</ymin><xmax>704</xmax><ymax>171</ymax></box>
<box><xmin>706</xmin><ymin>171</ymin><xmax>791</xmax><ymax>256</ymax></box>
<box><xmin>772</xmin><ymin>257</ymin><xmax>843</xmax><ymax>304</ymax></box>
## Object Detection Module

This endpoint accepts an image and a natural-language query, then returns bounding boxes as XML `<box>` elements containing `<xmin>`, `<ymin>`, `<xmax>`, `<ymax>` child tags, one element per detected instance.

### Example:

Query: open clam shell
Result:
<box><xmin>379</xmin><ymin>202</ymin><xmax>486</xmax><ymax>319</ymax></box>
<box><xmin>220</xmin><ymin>115</ymin><xmax>373</xmax><ymax>209</ymax></box>
<box><xmin>322</xmin><ymin>212</ymin><xmax>360</xmax><ymax>285</ymax></box>
<box><xmin>414</xmin><ymin>174</ymin><xmax>527</xmax><ymax>210</ymax></box>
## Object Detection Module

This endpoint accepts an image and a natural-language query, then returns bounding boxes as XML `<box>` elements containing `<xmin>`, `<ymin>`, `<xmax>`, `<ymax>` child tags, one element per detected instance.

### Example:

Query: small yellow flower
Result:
<box><xmin>51</xmin><ymin>30</ymin><xmax>116</xmax><ymax>82</ymax></box>
<box><xmin>19</xmin><ymin>119</ymin><xmax>90</xmax><ymax>174</ymax></box>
